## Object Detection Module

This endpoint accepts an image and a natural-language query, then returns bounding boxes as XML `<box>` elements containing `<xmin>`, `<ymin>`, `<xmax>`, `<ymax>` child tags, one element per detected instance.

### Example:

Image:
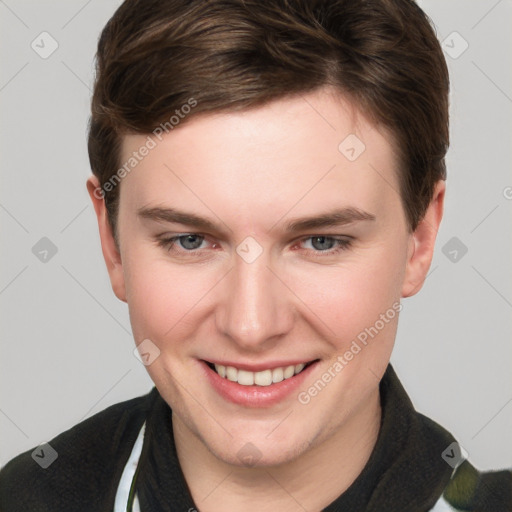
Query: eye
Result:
<box><xmin>174</xmin><ymin>234</ymin><xmax>205</xmax><ymax>250</ymax></box>
<box><xmin>299</xmin><ymin>236</ymin><xmax>352</xmax><ymax>255</ymax></box>
<box><xmin>157</xmin><ymin>234</ymin><xmax>209</xmax><ymax>253</ymax></box>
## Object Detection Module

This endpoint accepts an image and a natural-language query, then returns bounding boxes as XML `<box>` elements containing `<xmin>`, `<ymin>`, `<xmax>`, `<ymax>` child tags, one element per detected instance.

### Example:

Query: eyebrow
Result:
<box><xmin>137</xmin><ymin>206</ymin><xmax>376</xmax><ymax>234</ymax></box>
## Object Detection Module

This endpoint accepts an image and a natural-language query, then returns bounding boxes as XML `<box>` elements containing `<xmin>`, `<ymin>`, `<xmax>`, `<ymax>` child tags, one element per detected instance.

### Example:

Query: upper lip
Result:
<box><xmin>202</xmin><ymin>358</ymin><xmax>318</xmax><ymax>372</ymax></box>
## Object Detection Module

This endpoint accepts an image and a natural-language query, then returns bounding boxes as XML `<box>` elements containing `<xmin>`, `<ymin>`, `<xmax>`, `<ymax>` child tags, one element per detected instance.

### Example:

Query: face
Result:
<box><xmin>88</xmin><ymin>87</ymin><xmax>444</xmax><ymax>467</ymax></box>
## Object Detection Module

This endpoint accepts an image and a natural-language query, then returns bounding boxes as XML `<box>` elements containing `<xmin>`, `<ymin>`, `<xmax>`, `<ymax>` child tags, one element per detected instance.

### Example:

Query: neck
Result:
<box><xmin>173</xmin><ymin>388</ymin><xmax>382</xmax><ymax>512</ymax></box>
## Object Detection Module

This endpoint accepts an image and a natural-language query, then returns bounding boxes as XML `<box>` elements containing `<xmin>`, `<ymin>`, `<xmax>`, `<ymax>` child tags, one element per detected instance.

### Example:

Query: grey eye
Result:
<box><xmin>310</xmin><ymin>236</ymin><xmax>336</xmax><ymax>251</ymax></box>
<box><xmin>178</xmin><ymin>234</ymin><xmax>205</xmax><ymax>250</ymax></box>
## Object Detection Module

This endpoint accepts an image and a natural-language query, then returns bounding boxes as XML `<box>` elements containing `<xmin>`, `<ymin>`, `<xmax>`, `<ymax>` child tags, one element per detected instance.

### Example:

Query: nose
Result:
<box><xmin>216</xmin><ymin>248</ymin><xmax>294</xmax><ymax>352</ymax></box>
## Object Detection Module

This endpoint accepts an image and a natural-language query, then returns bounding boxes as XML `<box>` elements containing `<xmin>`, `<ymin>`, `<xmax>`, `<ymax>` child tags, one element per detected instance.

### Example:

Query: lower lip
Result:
<box><xmin>200</xmin><ymin>360</ymin><xmax>319</xmax><ymax>407</ymax></box>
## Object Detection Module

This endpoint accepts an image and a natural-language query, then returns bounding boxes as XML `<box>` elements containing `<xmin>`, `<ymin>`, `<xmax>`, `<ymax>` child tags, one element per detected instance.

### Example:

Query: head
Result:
<box><xmin>87</xmin><ymin>0</ymin><xmax>448</xmax><ymax>467</ymax></box>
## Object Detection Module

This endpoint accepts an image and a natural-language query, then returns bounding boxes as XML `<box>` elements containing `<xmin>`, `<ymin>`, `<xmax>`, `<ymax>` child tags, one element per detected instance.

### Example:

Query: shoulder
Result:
<box><xmin>0</xmin><ymin>388</ymin><xmax>157</xmax><ymax>512</ymax></box>
<box><xmin>414</xmin><ymin>414</ymin><xmax>512</xmax><ymax>511</ymax></box>
<box><xmin>429</xmin><ymin>460</ymin><xmax>512</xmax><ymax>511</ymax></box>
<box><xmin>413</xmin><ymin>416</ymin><xmax>512</xmax><ymax>511</ymax></box>
<box><xmin>432</xmin><ymin>460</ymin><xmax>512</xmax><ymax>511</ymax></box>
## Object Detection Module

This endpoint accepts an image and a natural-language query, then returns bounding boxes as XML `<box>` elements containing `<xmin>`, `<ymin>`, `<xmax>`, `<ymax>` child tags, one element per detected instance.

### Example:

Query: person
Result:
<box><xmin>0</xmin><ymin>0</ymin><xmax>510</xmax><ymax>511</ymax></box>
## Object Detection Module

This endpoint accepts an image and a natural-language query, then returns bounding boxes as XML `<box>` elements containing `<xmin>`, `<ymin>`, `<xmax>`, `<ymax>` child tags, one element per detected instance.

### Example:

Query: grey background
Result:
<box><xmin>1</xmin><ymin>0</ymin><xmax>511</xmax><ymax>470</ymax></box>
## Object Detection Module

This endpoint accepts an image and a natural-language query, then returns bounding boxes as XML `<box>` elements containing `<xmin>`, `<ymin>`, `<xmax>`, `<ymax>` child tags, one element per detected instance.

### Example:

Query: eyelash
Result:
<box><xmin>155</xmin><ymin>234</ymin><xmax>353</xmax><ymax>258</ymax></box>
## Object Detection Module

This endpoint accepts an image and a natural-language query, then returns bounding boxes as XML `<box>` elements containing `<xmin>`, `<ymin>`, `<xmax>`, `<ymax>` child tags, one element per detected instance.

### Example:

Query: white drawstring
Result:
<box><xmin>113</xmin><ymin>422</ymin><xmax>146</xmax><ymax>512</ymax></box>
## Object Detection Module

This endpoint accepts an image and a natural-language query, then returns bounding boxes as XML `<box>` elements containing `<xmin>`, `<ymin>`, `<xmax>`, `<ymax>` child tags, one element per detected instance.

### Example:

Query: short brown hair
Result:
<box><xmin>88</xmin><ymin>0</ymin><xmax>449</xmax><ymax>238</ymax></box>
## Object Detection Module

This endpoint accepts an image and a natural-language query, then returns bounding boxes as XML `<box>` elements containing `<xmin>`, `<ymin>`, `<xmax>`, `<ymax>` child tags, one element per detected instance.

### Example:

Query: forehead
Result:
<box><xmin>118</xmin><ymin>88</ymin><xmax>401</xmax><ymax>230</ymax></box>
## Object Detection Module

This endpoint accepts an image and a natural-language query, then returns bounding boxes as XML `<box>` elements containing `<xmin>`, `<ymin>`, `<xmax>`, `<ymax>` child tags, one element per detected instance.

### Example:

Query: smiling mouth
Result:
<box><xmin>204</xmin><ymin>360</ymin><xmax>319</xmax><ymax>386</ymax></box>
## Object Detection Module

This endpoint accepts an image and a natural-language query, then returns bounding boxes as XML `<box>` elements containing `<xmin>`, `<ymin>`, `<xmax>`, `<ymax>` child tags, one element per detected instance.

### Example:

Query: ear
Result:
<box><xmin>86</xmin><ymin>176</ymin><xmax>127</xmax><ymax>303</ymax></box>
<box><xmin>401</xmin><ymin>180</ymin><xmax>446</xmax><ymax>298</ymax></box>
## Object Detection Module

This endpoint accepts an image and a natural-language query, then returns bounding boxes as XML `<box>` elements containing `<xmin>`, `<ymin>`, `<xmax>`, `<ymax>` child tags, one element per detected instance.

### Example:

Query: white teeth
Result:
<box><xmin>272</xmin><ymin>367</ymin><xmax>284</xmax><ymax>383</ymax></box>
<box><xmin>283</xmin><ymin>365</ymin><xmax>295</xmax><ymax>379</ymax></box>
<box><xmin>295</xmin><ymin>363</ymin><xmax>305</xmax><ymax>374</ymax></box>
<box><xmin>226</xmin><ymin>366</ymin><xmax>237</xmax><ymax>382</ymax></box>
<box><xmin>237</xmin><ymin>370</ymin><xmax>254</xmax><ymax>386</ymax></box>
<box><xmin>213</xmin><ymin>362</ymin><xmax>310</xmax><ymax>386</ymax></box>
<box><xmin>254</xmin><ymin>369</ymin><xmax>272</xmax><ymax>386</ymax></box>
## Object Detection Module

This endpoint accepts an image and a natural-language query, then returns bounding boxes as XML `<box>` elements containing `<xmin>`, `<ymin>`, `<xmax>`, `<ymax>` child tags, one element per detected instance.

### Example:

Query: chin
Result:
<box><xmin>213</xmin><ymin>440</ymin><xmax>309</xmax><ymax>469</ymax></box>
<box><xmin>202</xmin><ymin>422</ymin><xmax>316</xmax><ymax>469</ymax></box>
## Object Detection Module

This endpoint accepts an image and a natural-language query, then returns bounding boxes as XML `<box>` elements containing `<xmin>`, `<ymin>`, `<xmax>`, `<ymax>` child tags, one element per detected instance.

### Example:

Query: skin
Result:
<box><xmin>87</xmin><ymin>86</ymin><xmax>445</xmax><ymax>512</ymax></box>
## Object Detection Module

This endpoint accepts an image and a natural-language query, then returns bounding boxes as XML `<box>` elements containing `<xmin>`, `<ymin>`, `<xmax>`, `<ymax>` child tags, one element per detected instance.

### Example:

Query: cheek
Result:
<box><xmin>123</xmin><ymin>254</ymin><xmax>213</xmax><ymax>344</ymax></box>
<box><xmin>288</xmin><ymin>244</ymin><xmax>405</xmax><ymax>340</ymax></box>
